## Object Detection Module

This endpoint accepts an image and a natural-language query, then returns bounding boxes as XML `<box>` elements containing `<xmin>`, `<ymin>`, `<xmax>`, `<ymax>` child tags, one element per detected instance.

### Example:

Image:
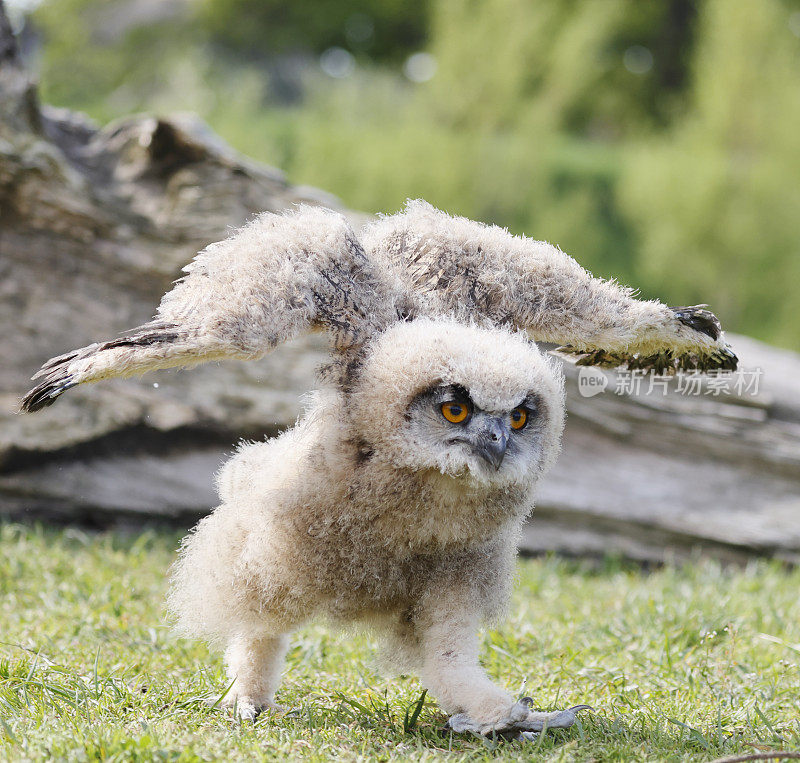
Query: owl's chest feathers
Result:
<box><xmin>279</xmin><ymin>454</ymin><xmax>522</xmax><ymax>616</ymax></box>
<box><xmin>296</xmin><ymin>440</ymin><xmax>531</xmax><ymax>555</ymax></box>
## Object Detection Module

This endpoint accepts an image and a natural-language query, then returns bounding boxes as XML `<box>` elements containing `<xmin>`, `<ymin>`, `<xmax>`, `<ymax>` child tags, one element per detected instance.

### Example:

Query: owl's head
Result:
<box><xmin>347</xmin><ymin>319</ymin><xmax>565</xmax><ymax>487</ymax></box>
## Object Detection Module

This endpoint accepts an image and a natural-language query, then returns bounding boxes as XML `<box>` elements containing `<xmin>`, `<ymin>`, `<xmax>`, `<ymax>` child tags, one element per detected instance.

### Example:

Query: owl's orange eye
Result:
<box><xmin>510</xmin><ymin>408</ymin><xmax>528</xmax><ymax>430</ymax></box>
<box><xmin>441</xmin><ymin>402</ymin><xmax>469</xmax><ymax>424</ymax></box>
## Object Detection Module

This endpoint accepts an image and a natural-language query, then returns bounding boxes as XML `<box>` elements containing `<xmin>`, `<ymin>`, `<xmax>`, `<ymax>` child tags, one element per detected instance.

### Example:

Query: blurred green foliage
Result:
<box><xmin>620</xmin><ymin>0</ymin><xmax>800</xmax><ymax>350</ymax></box>
<box><xmin>26</xmin><ymin>0</ymin><xmax>800</xmax><ymax>349</ymax></box>
<box><xmin>196</xmin><ymin>0</ymin><xmax>427</xmax><ymax>62</ymax></box>
<box><xmin>427</xmin><ymin>0</ymin><xmax>696</xmax><ymax>135</ymax></box>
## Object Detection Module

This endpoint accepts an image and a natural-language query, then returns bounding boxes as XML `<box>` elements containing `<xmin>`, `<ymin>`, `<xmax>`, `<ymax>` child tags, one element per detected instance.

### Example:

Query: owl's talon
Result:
<box><xmin>231</xmin><ymin>698</ymin><xmax>286</xmax><ymax>721</ymax></box>
<box><xmin>446</xmin><ymin>700</ymin><xmax>592</xmax><ymax>739</ymax></box>
<box><xmin>236</xmin><ymin>700</ymin><xmax>259</xmax><ymax>721</ymax></box>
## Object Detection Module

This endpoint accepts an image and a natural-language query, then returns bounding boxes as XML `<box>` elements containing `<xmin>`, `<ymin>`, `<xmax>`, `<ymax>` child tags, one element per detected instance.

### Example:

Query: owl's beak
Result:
<box><xmin>473</xmin><ymin>417</ymin><xmax>510</xmax><ymax>470</ymax></box>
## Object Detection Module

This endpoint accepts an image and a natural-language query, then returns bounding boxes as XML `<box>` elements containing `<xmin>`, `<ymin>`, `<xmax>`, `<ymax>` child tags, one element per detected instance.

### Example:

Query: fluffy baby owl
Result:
<box><xmin>168</xmin><ymin>318</ymin><xmax>577</xmax><ymax>735</ymax></box>
<box><xmin>21</xmin><ymin>203</ymin><xmax>735</xmax><ymax>736</ymax></box>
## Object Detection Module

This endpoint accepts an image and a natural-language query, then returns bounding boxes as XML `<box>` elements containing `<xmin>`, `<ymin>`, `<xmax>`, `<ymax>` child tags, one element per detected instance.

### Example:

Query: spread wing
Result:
<box><xmin>21</xmin><ymin>206</ymin><xmax>402</xmax><ymax>412</ymax></box>
<box><xmin>22</xmin><ymin>200</ymin><xmax>738</xmax><ymax>413</ymax></box>
<box><xmin>364</xmin><ymin>200</ymin><xmax>737</xmax><ymax>373</ymax></box>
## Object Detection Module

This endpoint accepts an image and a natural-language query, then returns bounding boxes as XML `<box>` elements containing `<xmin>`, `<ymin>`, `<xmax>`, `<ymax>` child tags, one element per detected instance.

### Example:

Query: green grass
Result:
<box><xmin>1</xmin><ymin>523</ymin><xmax>798</xmax><ymax>761</ymax></box>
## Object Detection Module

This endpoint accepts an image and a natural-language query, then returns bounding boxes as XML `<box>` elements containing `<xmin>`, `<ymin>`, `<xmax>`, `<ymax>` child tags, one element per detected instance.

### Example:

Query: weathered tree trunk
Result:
<box><xmin>2</xmin><ymin>3</ymin><xmax>799</xmax><ymax>561</ymax></box>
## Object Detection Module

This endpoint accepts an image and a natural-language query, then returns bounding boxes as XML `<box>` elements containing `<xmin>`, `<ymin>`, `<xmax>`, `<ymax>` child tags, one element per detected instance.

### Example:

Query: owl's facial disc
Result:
<box><xmin>405</xmin><ymin>384</ymin><xmax>540</xmax><ymax>479</ymax></box>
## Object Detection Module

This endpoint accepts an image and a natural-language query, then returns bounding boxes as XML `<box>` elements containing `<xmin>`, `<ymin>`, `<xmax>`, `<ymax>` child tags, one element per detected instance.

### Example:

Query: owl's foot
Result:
<box><xmin>227</xmin><ymin>696</ymin><xmax>286</xmax><ymax>721</ymax></box>
<box><xmin>446</xmin><ymin>698</ymin><xmax>592</xmax><ymax>740</ymax></box>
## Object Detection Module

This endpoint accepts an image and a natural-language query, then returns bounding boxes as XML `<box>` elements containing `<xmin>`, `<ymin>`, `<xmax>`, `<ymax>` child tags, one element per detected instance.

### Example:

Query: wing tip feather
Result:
<box><xmin>552</xmin><ymin>344</ymin><xmax>739</xmax><ymax>374</ymax></box>
<box><xmin>22</xmin><ymin>321</ymin><xmax>183</xmax><ymax>413</ymax></box>
<box><xmin>19</xmin><ymin>376</ymin><xmax>77</xmax><ymax>413</ymax></box>
<box><xmin>670</xmin><ymin>304</ymin><xmax>722</xmax><ymax>342</ymax></box>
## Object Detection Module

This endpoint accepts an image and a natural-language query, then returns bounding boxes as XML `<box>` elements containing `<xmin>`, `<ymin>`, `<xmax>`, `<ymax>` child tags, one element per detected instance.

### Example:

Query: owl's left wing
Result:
<box><xmin>364</xmin><ymin>201</ymin><xmax>737</xmax><ymax>373</ymax></box>
<box><xmin>21</xmin><ymin>206</ymin><xmax>402</xmax><ymax>413</ymax></box>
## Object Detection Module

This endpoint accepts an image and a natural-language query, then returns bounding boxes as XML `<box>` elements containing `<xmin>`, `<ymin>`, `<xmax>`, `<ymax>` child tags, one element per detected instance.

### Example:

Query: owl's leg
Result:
<box><xmin>417</xmin><ymin>606</ymin><xmax>589</xmax><ymax>739</ymax></box>
<box><xmin>223</xmin><ymin>632</ymin><xmax>290</xmax><ymax>720</ymax></box>
<box><xmin>418</xmin><ymin>608</ymin><xmax>513</xmax><ymax>723</ymax></box>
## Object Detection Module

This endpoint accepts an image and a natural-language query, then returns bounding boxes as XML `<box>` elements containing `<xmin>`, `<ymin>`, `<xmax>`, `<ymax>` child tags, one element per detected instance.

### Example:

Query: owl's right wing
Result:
<box><xmin>21</xmin><ymin>206</ymin><xmax>402</xmax><ymax>412</ymax></box>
